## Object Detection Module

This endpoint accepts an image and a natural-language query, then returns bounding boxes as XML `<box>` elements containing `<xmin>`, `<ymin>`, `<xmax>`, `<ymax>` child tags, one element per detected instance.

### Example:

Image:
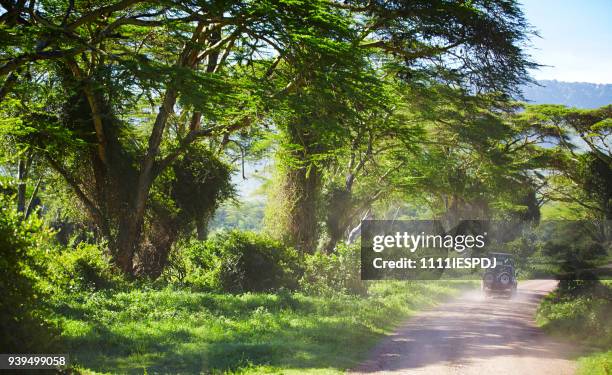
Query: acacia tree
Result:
<box><xmin>396</xmin><ymin>101</ymin><xmax>612</xmax><ymax>230</ymax></box>
<box><xmin>264</xmin><ymin>46</ymin><xmax>386</xmax><ymax>252</ymax></box>
<box><xmin>0</xmin><ymin>0</ymin><xmax>363</xmax><ymax>276</ymax></box>
<box><xmin>418</xmin><ymin>101</ymin><xmax>549</xmax><ymax>225</ymax></box>
<box><xmin>0</xmin><ymin>147</ymin><xmax>45</xmax><ymax>219</ymax></box>
<box><xmin>268</xmin><ymin>0</ymin><xmax>537</xmax><ymax>252</ymax></box>
<box><xmin>518</xmin><ymin>105</ymin><xmax>612</xmax><ymax>220</ymax></box>
<box><xmin>330</xmin><ymin>87</ymin><xmax>551</xmax><ymax>239</ymax></box>
<box><xmin>317</xmin><ymin>78</ymin><xmax>427</xmax><ymax>252</ymax></box>
<box><xmin>0</xmin><ymin>0</ymin><xmax>538</xmax><ymax>272</ymax></box>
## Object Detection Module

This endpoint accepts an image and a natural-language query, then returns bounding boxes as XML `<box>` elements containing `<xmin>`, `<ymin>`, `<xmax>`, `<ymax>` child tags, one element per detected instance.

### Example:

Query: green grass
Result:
<box><xmin>51</xmin><ymin>281</ymin><xmax>472</xmax><ymax>374</ymax></box>
<box><xmin>577</xmin><ymin>350</ymin><xmax>612</xmax><ymax>375</ymax></box>
<box><xmin>537</xmin><ymin>280</ymin><xmax>612</xmax><ymax>375</ymax></box>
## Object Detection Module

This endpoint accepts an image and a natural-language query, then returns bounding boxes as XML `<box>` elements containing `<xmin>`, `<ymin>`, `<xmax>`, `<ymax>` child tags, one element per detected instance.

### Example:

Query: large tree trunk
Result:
<box><xmin>57</xmin><ymin>71</ymin><xmax>146</xmax><ymax>276</ymax></box>
<box><xmin>195</xmin><ymin>213</ymin><xmax>211</xmax><ymax>241</ymax></box>
<box><xmin>269</xmin><ymin>121</ymin><xmax>325</xmax><ymax>253</ymax></box>
<box><xmin>16</xmin><ymin>157</ymin><xmax>28</xmax><ymax>213</ymax></box>
<box><xmin>279</xmin><ymin>164</ymin><xmax>321</xmax><ymax>253</ymax></box>
<box><xmin>46</xmin><ymin>24</ymin><xmax>207</xmax><ymax>278</ymax></box>
<box><xmin>114</xmin><ymin>215</ymin><xmax>141</xmax><ymax>275</ymax></box>
<box><xmin>133</xmin><ymin>208</ymin><xmax>178</xmax><ymax>278</ymax></box>
<box><xmin>323</xmin><ymin>186</ymin><xmax>352</xmax><ymax>253</ymax></box>
<box><xmin>56</xmin><ymin>82</ymin><xmax>188</xmax><ymax>278</ymax></box>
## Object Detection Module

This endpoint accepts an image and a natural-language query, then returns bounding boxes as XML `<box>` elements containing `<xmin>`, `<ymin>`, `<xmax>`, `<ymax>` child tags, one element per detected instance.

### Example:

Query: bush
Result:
<box><xmin>47</xmin><ymin>243</ymin><xmax>125</xmax><ymax>292</ymax></box>
<box><xmin>538</xmin><ymin>280</ymin><xmax>612</xmax><ymax>348</ymax></box>
<box><xmin>172</xmin><ymin>231</ymin><xmax>302</xmax><ymax>293</ymax></box>
<box><xmin>538</xmin><ymin>281</ymin><xmax>612</xmax><ymax>375</ymax></box>
<box><xmin>299</xmin><ymin>243</ymin><xmax>367</xmax><ymax>296</ymax></box>
<box><xmin>0</xmin><ymin>197</ymin><xmax>57</xmax><ymax>351</ymax></box>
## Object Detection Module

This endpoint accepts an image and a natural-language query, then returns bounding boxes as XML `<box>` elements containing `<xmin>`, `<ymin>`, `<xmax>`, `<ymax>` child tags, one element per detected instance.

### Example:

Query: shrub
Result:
<box><xmin>175</xmin><ymin>231</ymin><xmax>302</xmax><ymax>293</ymax></box>
<box><xmin>299</xmin><ymin>243</ymin><xmax>367</xmax><ymax>296</ymax></box>
<box><xmin>538</xmin><ymin>280</ymin><xmax>612</xmax><ymax>348</ymax></box>
<box><xmin>47</xmin><ymin>243</ymin><xmax>125</xmax><ymax>292</ymax></box>
<box><xmin>0</xmin><ymin>197</ymin><xmax>57</xmax><ymax>351</ymax></box>
<box><xmin>172</xmin><ymin>144</ymin><xmax>236</xmax><ymax>237</ymax></box>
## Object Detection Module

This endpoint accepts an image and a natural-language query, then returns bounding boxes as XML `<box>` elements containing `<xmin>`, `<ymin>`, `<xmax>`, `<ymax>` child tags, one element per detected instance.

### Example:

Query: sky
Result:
<box><xmin>521</xmin><ymin>0</ymin><xmax>612</xmax><ymax>84</ymax></box>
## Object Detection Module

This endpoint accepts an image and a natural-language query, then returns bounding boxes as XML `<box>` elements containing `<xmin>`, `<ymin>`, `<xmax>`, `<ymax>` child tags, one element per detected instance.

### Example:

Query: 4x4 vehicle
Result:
<box><xmin>482</xmin><ymin>252</ymin><xmax>518</xmax><ymax>298</ymax></box>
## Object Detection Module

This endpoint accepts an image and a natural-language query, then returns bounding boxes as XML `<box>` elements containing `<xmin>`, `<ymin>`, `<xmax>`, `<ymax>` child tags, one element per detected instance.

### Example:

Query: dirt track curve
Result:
<box><xmin>351</xmin><ymin>280</ymin><xmax>577</xmax><ymax>375</ymax></box>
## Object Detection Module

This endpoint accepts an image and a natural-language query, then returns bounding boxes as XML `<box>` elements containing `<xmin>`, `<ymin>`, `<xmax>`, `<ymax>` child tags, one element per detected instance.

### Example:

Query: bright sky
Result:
<box><xmin>521</xmin><ymin>0</ymin><xmax>612</xmax><ymax>84</ymax></box>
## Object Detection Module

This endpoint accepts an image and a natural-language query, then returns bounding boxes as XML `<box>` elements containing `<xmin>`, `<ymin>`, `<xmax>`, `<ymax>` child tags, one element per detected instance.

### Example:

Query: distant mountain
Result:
<box><xmin>521</xmin><ymin>80</ymin><xmax>612</xmax><ymax>109</ymax></box>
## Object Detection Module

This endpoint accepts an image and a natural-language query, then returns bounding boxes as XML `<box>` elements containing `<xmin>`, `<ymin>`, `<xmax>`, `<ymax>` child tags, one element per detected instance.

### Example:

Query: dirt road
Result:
<box><xmin>351</xmin><ymin>280</ymin><xmax>577</xmax><ymax>375</ymax></box>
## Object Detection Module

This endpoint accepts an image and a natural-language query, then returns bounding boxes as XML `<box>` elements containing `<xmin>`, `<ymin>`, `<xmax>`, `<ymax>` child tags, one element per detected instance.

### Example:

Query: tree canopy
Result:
<box><xmin>0</xmin><ymin>0</ymin><xmax>553</xmax><ymax>275</ymax></box>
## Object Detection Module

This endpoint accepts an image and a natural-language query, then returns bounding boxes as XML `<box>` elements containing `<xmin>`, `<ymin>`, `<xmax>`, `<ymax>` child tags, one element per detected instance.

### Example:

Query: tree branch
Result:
<box><xmin>25</xmin><ymin>176</ymin><xmax>42</xmax><ymax>219</ymax></box>
<box><xmin>155</xmin><ymin>116</ymin><xmax>254</xmax><ymax>175</ymax></box>
<box><xmin>0</xmin><ymin>47</ymin><xmax>87</xmax><ymax>76</ymax></box>
<box><xmin>46</xmin><ymin>155</ymin><xmax>104</xmax><ymax>223</ymax></box>
<box><xmin>67</xmin><ymin>0</ymin><xmax>146</xmax><ymax>30</ymax></box>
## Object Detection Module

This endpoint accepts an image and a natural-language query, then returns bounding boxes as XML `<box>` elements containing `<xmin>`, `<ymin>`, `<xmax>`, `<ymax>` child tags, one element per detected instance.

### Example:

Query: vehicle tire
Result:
<box><xmin>498</xmin><ymin>272</ymin><xmax>511</xmax><ymax>286</ymax></box>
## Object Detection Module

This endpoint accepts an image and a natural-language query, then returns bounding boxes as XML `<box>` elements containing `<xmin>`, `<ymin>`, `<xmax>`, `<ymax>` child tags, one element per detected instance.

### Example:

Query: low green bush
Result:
<box><xmin>0</xmin><ymin>197</ymin><xmax>58</xmax><ymax>351</ymax></box>
<box><xmin>169</xmin><ymin>230</ymin><xmax>302</xmax><ymax>293</ymax></box>
<box><xmin>538</xmin><ymin>280</ymin><xmax>612</xmax><ymax>374</ymax></box>
<box><xmin>538</xmin><ymin>280</ymin><xmax>612</xmax><ymax>347</ymax></box>
<box><xmin>299</xmin><ymin>243</ymin><xmax>367</xmax><ymax>296</ymax></box>
<box><xmin>47</xmin><ymin>243</ymin><xmax>125</xmax><ymax>292</ymax></box>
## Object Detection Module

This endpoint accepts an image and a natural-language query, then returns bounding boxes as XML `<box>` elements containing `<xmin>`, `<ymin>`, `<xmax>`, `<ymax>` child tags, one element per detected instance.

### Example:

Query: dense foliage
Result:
<box><xmin>538</xmin><ymin>281</ymin><xmax>612</xmax><ymax>375</ymax></box>
<box><xmin>0</xmin><ymin>0</ymin><xmax>538</xmax><ymax>271</ymax></box>
<box><xmin>46</xmin><ymin>243</ymin><xmax>126</xmax><ymax>292</ymax></box>
<box><xmin>0</xmin><ymin>197</ymin><xmax>56</xmax><ymax>351</ymax></box>
<box><xmin>166</xmin><ymin>231</ymin><xmax>301</xmax><ymax>293</ymax></box>
<box><xmin>299</xmin><ymin>243</ymin><xmax>366</xmax><ymax>296</ymax></box>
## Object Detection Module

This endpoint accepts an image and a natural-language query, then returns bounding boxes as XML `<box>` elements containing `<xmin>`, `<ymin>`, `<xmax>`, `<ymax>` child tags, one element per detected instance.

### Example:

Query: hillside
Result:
<box><xmin>522</xmin><ymin>80</ymin><xmax>612</xmax><ymax>108</ymax></box>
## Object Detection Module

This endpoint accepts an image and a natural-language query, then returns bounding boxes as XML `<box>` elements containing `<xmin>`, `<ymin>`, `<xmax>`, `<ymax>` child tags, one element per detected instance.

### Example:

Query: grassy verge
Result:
<box><xmin>51</xmin><ymin>281</ymin><xmax>473</xmax><ymax>374</ymax></box>
<box><xmin>577</xmin><ymin>351</ymin><xmax>612</xmax><ymax>375</ymax></box>
<box><xmin>537</xmin><ymin>280</ymin><xmax>612</xmax><ymax>375</ymax></box>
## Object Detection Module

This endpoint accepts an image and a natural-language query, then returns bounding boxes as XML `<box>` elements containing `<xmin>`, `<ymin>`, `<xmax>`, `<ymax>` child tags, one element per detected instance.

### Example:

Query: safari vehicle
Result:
<box><xmin>482</xmin><ymin>252</ymin><xmax>518</xmax><ymax>298</ymax></box>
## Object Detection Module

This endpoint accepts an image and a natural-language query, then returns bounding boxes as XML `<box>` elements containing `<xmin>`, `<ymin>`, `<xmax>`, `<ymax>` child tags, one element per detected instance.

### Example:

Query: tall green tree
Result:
<box><xmin>266</xmin><ymin>0</ymin><xmax>536</xmax><ymax>252</ymax></box>
<box><xmin>0</xmin><ymin>0</ymin><xmax>362</xmax><ymax>275</ymax></box>
<box><xmin>518</xmin><ymin>105</ymin><xmax>612</xmax><ymax>220</ymax></box>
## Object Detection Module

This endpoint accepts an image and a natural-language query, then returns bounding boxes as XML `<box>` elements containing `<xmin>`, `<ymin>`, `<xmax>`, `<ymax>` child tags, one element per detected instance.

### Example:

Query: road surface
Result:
<box><xmin>351</xmin><ymin>280</ymin><xmax>577</xmax><ymax>375</ymax></box>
